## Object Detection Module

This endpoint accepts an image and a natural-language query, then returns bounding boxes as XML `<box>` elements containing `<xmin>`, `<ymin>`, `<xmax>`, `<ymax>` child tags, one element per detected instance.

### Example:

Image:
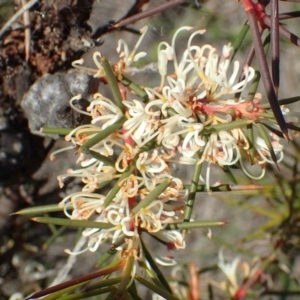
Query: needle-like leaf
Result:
<box><xmin>244</xmin><ymin>2</ymin><xmax>289</xmax><ymax>139</ymax></box>
<box><xmin>26</xmin><ymin>262</ymin><xmax>123</xmax><ymax>299</ymax></box>
<box><xmin>271</xmin><ymin>0</ymin><xmax>280</xmax><ymax>96</ymax></box>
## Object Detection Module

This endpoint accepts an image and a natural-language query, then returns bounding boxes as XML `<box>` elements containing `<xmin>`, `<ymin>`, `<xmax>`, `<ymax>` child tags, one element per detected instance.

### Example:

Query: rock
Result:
<box><xmin>21</xmin><ymin>70</ymin><xmax>99</xmax><ymax>138</ymax></box>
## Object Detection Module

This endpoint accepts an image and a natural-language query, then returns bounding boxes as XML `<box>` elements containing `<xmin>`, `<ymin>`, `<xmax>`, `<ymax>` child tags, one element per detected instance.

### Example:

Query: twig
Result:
<box><xmin>279</xmin><ymin>11</ymin><xmax>300</xmax><ymax>20</ymax></box>
<box><xmin>110</xmin><ymin>0</ymin><xmax>187</xmax><ymax>29</ymax></box>
<box><xmin>21</xmin><ymin>0</ymin><xmax>31</xmax><ymax>61</ymax></box>
<box><xmin>263</xmin><ymin>15</ymin><xmax>300</xmax><ymax>47</ymax></box>
<box><xmin>0</xmin><ymin>0</ymin><xmax>38</xmax><ymax>40</ymax></box>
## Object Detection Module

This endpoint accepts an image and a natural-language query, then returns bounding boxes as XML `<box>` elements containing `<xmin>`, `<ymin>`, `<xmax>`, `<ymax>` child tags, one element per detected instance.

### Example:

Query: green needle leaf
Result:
<box><xmin>83</xmin><ymin>277</ymin><xmax>121</xmax><ymax>293</ymax></box>
<box><xmin>13</xmin><ymin>204</ymin><xmax>64</xmax><ymax>215</ymax></box>
<box><xmin>165</xmin><ymin>220</ymin><xmax>226</xmax><ymax>230</ymax></box>
<box><xmin>247</xmin><ymin>70</ymin><xmax>261</xmax><ymax>101</ymax></box>
<box><xmin>184</xmin><ymin>147</ymin><xmax>204</xmax><ymax>226</ymax></box>
<box><xmin>40</xmin><ymin>127</ymin><xmax>73</xmax><ymax>136</ymax></box>
<box><xmin>202</xmin><ymin>119</ymin><xmax>253</xmax><ymax>135</ymax></box>
<box><xmin>261</xmin><ymin>96</ymin><xmax>300</xmax><ymax>108</ymax></box>
<box><xmin>103</xmin><ymin>156</ymin><xmax>138</xmax><ymax>208</ymax></box>
<box><xmin>101</xmin><ymin>56</ymin><xmax>125</xmax><ymax>114</ymax></box>
<box><xmin>256</xmin><ymin>122</ymin><xmax>277</xmax><ymax>164</ymax></box>
<box><xmin>27</xmin><ymin>260</ymin><xmax>123</xmax><ymax>299</ymax></box>
<box><xmin>135</xmin><ymin>276</ymin><xmax>179</xmax><ymax>300</ymax></box>
<box><xmin>132</xmin><ymin>179</ymin><xmax>171</xmax><ymax>214</ymax></box>
<box><xmin>232</xmin><ymin>22</ymin><xmax>250</xmax><ymax>61</ymax></box>
<box><xmin>141</xmin><ymin>238</ymin><xmax>172</xmax><ymax>293</ymax></box>
<box><xmin>57</xmin><ymin>287</ymin><xmax>115</xmax><ymax>300</ymax></box>
<box><xmin>121</xmin><ymin>75</ymin><xmax>149</xmax><ymax>101</ymax></box>
<box><xmin>80</xmin><ymin>116</ymin><xmax>126</xmax><ymax>154</ymax></box>
<box><xmin>246</xmin><ymin>123</ymin><xmax>255</xmax><ymax>164</ymax></box>
<box><xmin>89</xmin><ymin>150</ymin><xmax>116</xmax><ymax>167</ymax></box>
<box><xmin>32</xmin><ymin>217</ymin><xmax>114</xmax><ymax>229</ymax></box>
<box><xmin>117</xmin><ymin>256</ymin><xmax>134</xmax><ymax>297</ymax></box>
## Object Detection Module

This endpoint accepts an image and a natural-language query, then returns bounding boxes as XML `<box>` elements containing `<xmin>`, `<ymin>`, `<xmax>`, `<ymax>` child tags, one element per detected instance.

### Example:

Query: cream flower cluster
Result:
<box><xmin>55</xmin><ymin>26</ymin><xmax>284</xmax><ymax>259</ymax></box>
<box><xmin>214</xmin><ymin>250</ymin><xmax>261</xmax><ymax>298</ymax></box>
<box><xmin>145</xmin><ymin>26</ymin><xmax>283</xmax><ymax>188</ymax></box>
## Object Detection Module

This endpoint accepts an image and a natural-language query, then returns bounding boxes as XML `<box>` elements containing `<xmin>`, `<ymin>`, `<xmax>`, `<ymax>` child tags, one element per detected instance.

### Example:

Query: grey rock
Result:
<box><xmin>21</xmin><ymin>70</ymin><xmax>99</xmax><ymax>138</ymax></box>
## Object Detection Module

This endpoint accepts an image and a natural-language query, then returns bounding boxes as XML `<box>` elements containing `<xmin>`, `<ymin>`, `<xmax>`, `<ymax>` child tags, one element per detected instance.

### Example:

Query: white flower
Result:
<box><xmin>156</xmin><ymin>175</ymin><xmax>185</xmax><ymax>202</ymax></box>
<box><xmin>115</xmin><ymin>144</ymin><xmax>138</xmax><ymax>173</ymax></box>
<box><xmin>119</xmin><ymin>174</ymin><xmax>144</xmax><ymax>198</ymax></box>
<box><xmin>59</xmin><ymin>192</ymin><xmax>106</xmax><ymax>220</ymax></box>
<box><xmin>158</xmin><ymin>115</ymin><xmax>188</xmax><ymax>149</ymax></box>
<box><xmin>63</xmin><ymin>195</ymin><xmax>135</xmax><ymax>253</ymax></box>
<box><xmin>255</xmin><ymin>135</ymin><xmax>284</xmax><ymax>164</ymax></box>
<box><xmin>218</xmin><ymin>250</ymin><xmax>240</xmax><ymax>294</ymax></box>
<box><xmin>151</xmin><ymin>229</ymin><xmax>186</xmax><ymax>250</ymax></box>
<box><xmin>136</xmin><ymin>150</ymin><xmax>169</xmax><ymax>190</ymax></box>
<box><xmin>171</xmin><ymin>26</ymin><xmax>197</xmax><ymax>79</ymax></box>
<box><xmin>178</xmin><ymin>122</ymin><xmax>205</xmax><ymax>158</ymax></box>
<box><xmin>58</xmin><ymin>164</ymin><xmax>116</xmax><ymax>193</ymax></box>
<box><xmin>152</xmin><ymin>293</ymin><xmax>167</xmax><ymax>300</ymax></box>
<box><xmin>199</xmin><ymin>131</ymin><xmax>239</xmax><ymax>166</ymax></box>
<box><xmin>240</xmin><ymin>133</ymin><xmax>284</xmax><ymax>180</ymax></box>
<box><xmin>159</xmin><ymin>116</ymin><xmax>203</xmax><ymax>153</ymax></box>
<box><xmin>116</xmin><ymin>26</ymin><xmax>148</xmax><ymax>68</ymax></box>
<box><xmin>9</xmin><ymin>293</ymin><xmax>24</xmax><ymax>300</ymax></box>
<box><xmin>106</xmin><ymin>208</ymin><xmax>135</xmax><ymax>239</ymax></box>
<box><xmin>87</xmin><ymin>93</ymin><xmax>123</xmax><ymax>129</ymax></box>
<box><xmin>145</xmin><ymin>86</ymin><xmax>192</xmax><ymax>117</ymax></box>
<box><xmin>187</xmin><ymin>31</ymin><xmax>255</xmax><ymax>101</ymax></box>
<box><xmin>157</xmin><ymin>26</ymin><xmax>199</xmax><ymax>89</ymax></box>
<box><xmin>72</xmin><ymin>26</ymin><xmax>148</xmax><ymax>79</ymax></box>
<box><xmin>134</xmin><ymin>200</ymin><xmax>175</xmax><ymax>233</ymax></box>
<box><xmin>157</xmin><ymin>41</ymin><xmax>174</xmax><ymax>89</ymax></box>
<box><xmin>123</xmin><ymin>99</ymin><xmax>160</xmax><ymax>147</ymax></box>
<box><xmin>197</xmin><ymin>131</ymin><xmax>239</xmax><ymax>190</ymax></box>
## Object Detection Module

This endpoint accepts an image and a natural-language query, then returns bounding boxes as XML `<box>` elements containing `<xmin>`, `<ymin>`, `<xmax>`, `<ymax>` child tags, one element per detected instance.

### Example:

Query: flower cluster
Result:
<box><xmin>53</xmin><ymin>25</ymin><xmax>286</xmax><ymax>272</ymax></box>
<box><xmin>214</xmin><ymin>250</ymin><xmax>262</xmax><ymax>298</ymax></box>
<box><xmin>145</xmin><ymin>27</ymin><xmax>284</xmax><ymax>189</ymax></box>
